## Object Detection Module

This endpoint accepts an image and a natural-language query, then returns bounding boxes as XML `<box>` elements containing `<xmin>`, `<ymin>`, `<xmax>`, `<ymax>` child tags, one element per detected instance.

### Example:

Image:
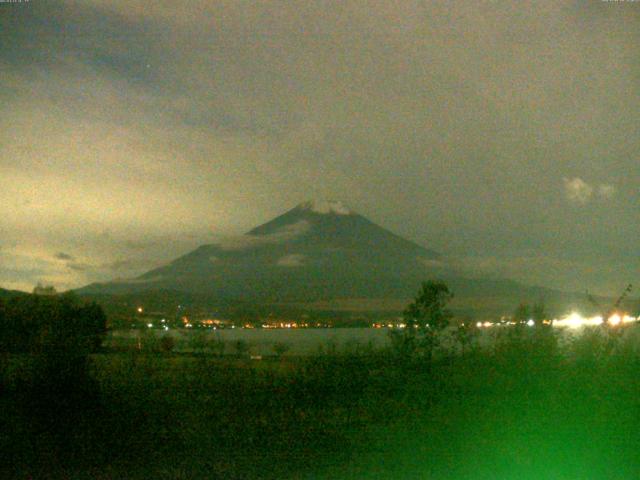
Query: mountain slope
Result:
<box><xmin>79</xmin><ymin>201</ymin><xmax>445</xmax><ymax>300</ymax></box>
<box><xmin>77</xmin><ymin>200</ymin><xmax>578</xmax><ymax>314</ymax></box>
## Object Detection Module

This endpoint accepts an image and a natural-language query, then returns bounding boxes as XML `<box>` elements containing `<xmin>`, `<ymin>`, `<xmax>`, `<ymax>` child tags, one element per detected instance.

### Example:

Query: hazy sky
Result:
<box><xmin>1</xmin><ymin>0</ymin><xmax>638</xmax><ymax>296</ymax></box>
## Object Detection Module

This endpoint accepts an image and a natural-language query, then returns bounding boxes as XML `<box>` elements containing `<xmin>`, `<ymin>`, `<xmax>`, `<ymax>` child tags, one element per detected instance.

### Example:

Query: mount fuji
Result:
<box><xmin>77</xmin><ymin>201</ymin><xmax>567</xmax><ymax>315</ymax></box>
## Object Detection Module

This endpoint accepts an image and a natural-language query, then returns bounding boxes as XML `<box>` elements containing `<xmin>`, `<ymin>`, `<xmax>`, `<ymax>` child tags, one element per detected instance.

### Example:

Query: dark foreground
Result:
<box><xmin>2</xmin><ymin>327</ymin><xmax>640</xmax><ymax>479</ymax></box>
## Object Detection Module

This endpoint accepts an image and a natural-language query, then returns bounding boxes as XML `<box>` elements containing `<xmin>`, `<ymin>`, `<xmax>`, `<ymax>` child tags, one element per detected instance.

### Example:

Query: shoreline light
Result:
<box><xmin>473</xmin><ymin>312</ymin><xmax>638</xmax><ymax>329</ymax></box>
<box><xmin>552</xmin><ymin>312</ymin><xmax>637</xmax><ymax>329</ymax></box>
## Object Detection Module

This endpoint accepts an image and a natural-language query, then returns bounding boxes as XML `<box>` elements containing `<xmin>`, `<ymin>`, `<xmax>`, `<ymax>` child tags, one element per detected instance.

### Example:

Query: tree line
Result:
<box><xmin>0</xmin><ymin>292</ymin><xmax>106</xmax><ymax>355</ymax></box>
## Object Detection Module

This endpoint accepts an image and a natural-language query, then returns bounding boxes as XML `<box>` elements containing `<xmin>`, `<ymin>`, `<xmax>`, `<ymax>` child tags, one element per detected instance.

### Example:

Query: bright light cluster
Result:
<box><xmin>552</xmin><ymin>312</ymin><xmax>638</xmax><ymax>329</ymax></box>
<box><xmin>473</xmin><ymin>312</ymin><xmax>639</xmax><ymax>329</ymax></box>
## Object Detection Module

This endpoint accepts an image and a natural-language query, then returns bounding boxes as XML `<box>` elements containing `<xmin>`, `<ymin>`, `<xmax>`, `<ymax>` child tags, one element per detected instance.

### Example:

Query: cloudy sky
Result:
<box><xmin>1</xmin><ymin>0</ymin><xmax>638</xmax><ymax>296</ymax></box>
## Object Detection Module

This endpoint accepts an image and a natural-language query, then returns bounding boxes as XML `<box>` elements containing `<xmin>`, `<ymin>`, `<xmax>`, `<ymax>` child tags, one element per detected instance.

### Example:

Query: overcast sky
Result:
<box><xmin>1</xmin><ymin>0</ymin><xmax>638</xmax><ymax>296</ymax></box>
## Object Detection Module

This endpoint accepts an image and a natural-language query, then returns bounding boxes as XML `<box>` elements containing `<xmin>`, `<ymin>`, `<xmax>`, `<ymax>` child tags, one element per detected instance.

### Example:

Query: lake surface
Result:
<box><xmin>107</xmin><ymin>324</ymin><xmax>640</xmax><ymax>356</ymax></box>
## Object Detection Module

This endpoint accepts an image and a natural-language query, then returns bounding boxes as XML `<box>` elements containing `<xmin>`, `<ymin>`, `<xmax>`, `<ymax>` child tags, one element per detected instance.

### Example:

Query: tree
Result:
<box><xmin>33</xmin><ymin>283</ymin><xmax>58</xmax><ymax>296</ymax></box>
<box><xmin>0</xmin><ymin>293</ymin><xmax>107</xmax><ymax>394</ymax></box>
<box><xmin>0</xmin><ymin>298</ymin><xmax>6</xmax><ymax>371</ymax></box>
<box><xmin>531</xmin><ymin>300</ymin><xmax>547</xmax><ymax>326</ymax></box>
<box><xmin>76</xmin><ymin>300</ymin><xmax>108</xmax><ymax>352</ymax></box>
<box><xmin>0</xmin><ymin>293</ymin><xmax>106</xmax><ymax>355</ymax></box>
<box><xmin>513</xmin><ymin>302</ymin><xmax>531</xmax><ymax>324</ymax></box>
<box><xmin>454</xmin><ymin>320</ymin><xmax>478</xmax><ymax>356</ymax></box>
<box><xmin>391</xmin><ymin>281</ymin><xmax>453</xmax><ymax>362</ymax></box>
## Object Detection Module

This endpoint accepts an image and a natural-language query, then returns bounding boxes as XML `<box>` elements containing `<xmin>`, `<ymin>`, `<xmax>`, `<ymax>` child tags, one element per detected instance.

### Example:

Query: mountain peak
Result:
<box><xmin>296</xmin><ymin>200</ymin><xmax>353</xmax><ymax>215</ymax></box>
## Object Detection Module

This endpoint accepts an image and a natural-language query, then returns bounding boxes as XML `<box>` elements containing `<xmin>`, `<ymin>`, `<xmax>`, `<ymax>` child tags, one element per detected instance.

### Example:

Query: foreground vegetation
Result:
<box><xmin>2</xmin><ymin>323</ymin><xmax>640</xmax><ymax>479</ymax></box>
<box><xmin>1</xmin><ymin>286</ymin><xmax>639</xmax><ymax>479</ymax></box>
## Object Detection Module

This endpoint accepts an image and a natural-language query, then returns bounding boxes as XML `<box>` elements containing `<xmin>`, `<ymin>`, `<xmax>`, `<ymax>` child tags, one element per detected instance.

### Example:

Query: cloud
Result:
<box><xmin>124</xmin><ymin>240</ymin><xmax>159</xmax><ymax>250</ymax></box>
<box><xmin>0</xmin><ymin>246</ymin><xmax>73</xmax><ymax>292</ymax></box>
<box><xmin>103</xmin><ymin>259</ymin><xmax>141</xmax><ymax>271</ymax></box>
<box><xmin>0</xmin><ymin>1</ymin><xmax>638</xmax><ymax>295</ymax></box>
<box><xmin>67</xmin><ymin>262</ymin><xmax>92</xmax><ymax>272</ymax></box>
<box><xmin>276</xmin><ymin>254</ymin><xmax>306</xmax><ymax>267</ymax></box>
<box><xmin>54</xmin><ymin>252</ymin><xmax>149</xmax><ymax>273</ymax></box>
<box><xmin>598</xmin><ymin>184</ymin><xmax>616</xmax><ymax>199</ymax></box>
<box><xmin>214</xmin><ymin>220</ymin><xmax>311</xmax><ymax>251</ymax></box>
<box><xmin>110</xmin><ymin>275</ymin><xmax>164</xmax><ymax>285</ymax></box>
<box><xmin>448</xmin><ymin>252</ymin><xmax>639</xmax><ymax>296</ymax></box>
<box><xmin>564</xmin><ymin>177</ymin><xmax>593</xmax><ymax>205</ymax></box>
<box><xmin>418</xmin><ymin>257</ymin><xmax>447</xmax><ymax>270</ymax></box>
<box><xmin>563</xmin><ymin>178</ymin><xmax>617</xmax><ymax>205</ymax></box>
<box><xmin>451</xmin><ymin>254</ymin><xmax>578</xmax><ymax>280</ymax></box>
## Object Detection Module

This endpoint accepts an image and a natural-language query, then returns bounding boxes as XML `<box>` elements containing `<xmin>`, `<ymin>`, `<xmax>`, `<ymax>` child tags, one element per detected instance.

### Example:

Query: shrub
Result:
<box><xmin>211</xmin><ymin>337</ymin><xmax>226</xmax><ymax>357</ymax></box>
<box><xmin>272</xmin><ymin>342</ymin><xmax>291</xmax><ymax>358</ymax></box>
<box><xmin>234</xmin><ymin>339</ymin><xmax>250</xmax><ymax>357</ymax></box>
<box><xmin>188</xmin><ymin>330</ymin><xmax>209</xmax><ymax>353</ymax></box>
<box><xmin>159</xmin><ymin>335</ymin><xmax>176</xmax><ymax>353</ymax></box>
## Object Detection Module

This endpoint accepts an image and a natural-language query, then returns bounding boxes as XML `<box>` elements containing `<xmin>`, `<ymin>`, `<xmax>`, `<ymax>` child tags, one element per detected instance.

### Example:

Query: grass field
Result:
<box><xmin>2</xmin><ymin>326</ymin><xmax>640</xmax><ymax>479</ymax></box>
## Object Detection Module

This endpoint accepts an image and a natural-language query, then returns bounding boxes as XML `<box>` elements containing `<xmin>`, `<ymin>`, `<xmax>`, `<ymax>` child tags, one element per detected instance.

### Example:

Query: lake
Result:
<box><xmin>106</xmin><ymin>324</ymin><xmax>640</xmax><ymax>356</ymax></box>
<box><xmin>108</xmin><ymin>328</ymin><xmax>392</xmax><ymax>355</ymax></box>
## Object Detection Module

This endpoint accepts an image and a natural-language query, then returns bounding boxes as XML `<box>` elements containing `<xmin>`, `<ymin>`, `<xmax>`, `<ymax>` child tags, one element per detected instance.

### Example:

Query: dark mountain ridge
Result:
<box><xmin>80</xmin><ymin>201</ymin><xmax>445</xmax><ymax>300</ymax></box>
<box><xmin>76</xmin><ymin>201</ymin><xmax>617</xmax><ymax>317</ymax></box>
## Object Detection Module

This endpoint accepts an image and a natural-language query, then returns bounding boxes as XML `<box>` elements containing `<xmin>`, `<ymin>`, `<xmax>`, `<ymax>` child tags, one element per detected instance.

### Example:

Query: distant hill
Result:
<box><xmin>0</xmin><ymin>287</ymin><xmax>27</xmax><ymax>300</ymax></box>
<box><xmin>76</xmin><ymin>201</ymin><xmax>620</xmax><ymax>318</ymax></box>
